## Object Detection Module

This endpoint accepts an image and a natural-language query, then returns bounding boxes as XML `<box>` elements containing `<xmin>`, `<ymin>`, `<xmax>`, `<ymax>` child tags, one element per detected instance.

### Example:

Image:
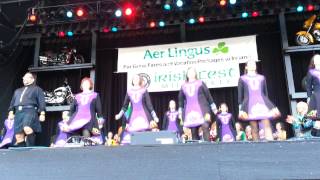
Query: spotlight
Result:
<box><xmin>125</xmin><ymin>7</ymin><xmax>133</xmax><ymax>16</ymax></box>
<box><xmin>219</xmin><ymin>0</ymin><xmax>227</xmax><ymax>7</ymax></box>
<box><xmin>241</xmin><ymin>12</ymin><xmax>249</xmax><ymax>18</ymax></box>
<box><xmin>122</xmin><ymin>4</ymin><xmax>135</xmax><ymax>17</ymax></box>
<box><xmin>102</xmin><ymin>27</ymin><xmax>110</xmax><ymax>33</ymax></box>
<box><xmin>67</xmin><ymin>31</ymin><xmax>73</xmax><ymax>37</ymax></box>
<box><xmin>307</xmin><ymin>5</ymin><xmax>315</xmax><ymax>11</ymax></box>
<box><xmin>176</xmin><ymin>0</ymin><xmax>183</xmax><ymax>8</ymax></box>
<box><xmin>28</xmin><ymin>8</ymin><xmax>37</xmax><ymax>23</ymax></box>
<box><xmin>296</xmin><ymin>5</ymin><xmax>304</xmax><ymax>12</ymax></box>
<box><xmin>188</xmin><ymin>18</ymin><xmax>195</xmax><ymax>24</ymax></box>
<box><xmin>111</xmin><ymin>27</ymin><xmax>118</xmax><ymax>32</ymax></box>
<box><xmin>159</xmin><ymin>21</ymin><xmax>165</xmax><ymax>27</ymax></box>
<box><xmin>29</xmin><ymin>14</ymin><xmax>37</xmax><ymax>22</ymax></box>
<box><xmin>164</xmin><ymin>4</ymin><xmax>171</xmax><ymax>10</ymax></box>
<box><xmin>58</xmin><ymin>31</ymin><xmax>65</xmax><ymax>37</ymax></box>
<box><xmin>115</xmin><ymin>9</ymin><xmax>122</xmax><ymax>17</ymax></box>
<box><xmin>252</xmin><ymin>11</ymin><xmax>259</xmax><ymax>17</ymax></box>
<box><xmin>149</xmin><ymin>21</ymin><xmax>156</xmax><ymax>28</ymax></box>
<box><xmin>66</xmin><ymin>10</ymin><xmax>73</xmax><ymax>18</ymax></box>
<box><xmin>76</xmin><ymin>8</ymin><xmax>85</xmax><ymax>17</ymax></box>
<box><xmin>198</xmin><ymin>16</ymin><xmax>205</xmax><ymax>23</ymax></box>
<box><xmin>229</xmin><ymin>0</ymin><xmax>236</xmax><ymax>5</ymax></box>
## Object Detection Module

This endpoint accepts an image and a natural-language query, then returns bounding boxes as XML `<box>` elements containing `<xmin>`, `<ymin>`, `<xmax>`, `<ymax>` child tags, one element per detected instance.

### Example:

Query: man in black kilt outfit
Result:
<box><xmin>8</xmin><ymin>72</ymin><xmax>46</xmax><ymax>147</ymax></box>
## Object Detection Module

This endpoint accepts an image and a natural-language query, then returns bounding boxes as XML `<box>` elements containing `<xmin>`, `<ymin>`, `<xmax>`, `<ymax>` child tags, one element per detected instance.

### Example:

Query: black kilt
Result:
<box><xmin>14</xmin><ymin>109</ymin><xmax>41</xmax><ymax>134</ymax></box>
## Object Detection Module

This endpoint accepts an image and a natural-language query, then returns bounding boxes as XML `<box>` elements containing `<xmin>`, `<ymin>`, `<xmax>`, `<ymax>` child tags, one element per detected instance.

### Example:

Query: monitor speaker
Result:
<box><xmin>131</xmin><ymin>131</ymin><xmax>179</xmax><ymax>145</ymax></box>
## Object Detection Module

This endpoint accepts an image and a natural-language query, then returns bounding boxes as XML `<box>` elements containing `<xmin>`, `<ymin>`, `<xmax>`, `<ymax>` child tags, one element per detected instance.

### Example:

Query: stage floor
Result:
<box><xmin>0</xmin><ymin>140</ymin><xmax>319</xmax><ymax>180</ymax></box>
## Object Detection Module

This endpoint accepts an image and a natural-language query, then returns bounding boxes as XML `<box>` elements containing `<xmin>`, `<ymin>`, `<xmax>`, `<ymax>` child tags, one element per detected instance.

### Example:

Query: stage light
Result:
<box><xmin>198</xmin><ymin>16</ymin><xmax>205</xmax><ymax>23</ymax></box>
<box><xmin>296</xmin><ymin>5</ymin><xmax>304</xmax><ymax>12</ymax></box>
<box><xmin>124</xmin><ymin>7</ymin><xmax>133</xmax><ymax>16</ymax></box>
<box><xmin>229</xmin><ymin>0</ymin><xmax>236</xmax><ymax>5</ymax></box>
<box><xmin>307</xmin><ymin>5</ymin><xmax>315</xmax><ymax>11</ymax></box>
<box><xmin>29</xmin><ymin>14</ymin><xmax>37</xmax><ymax>22</ymax></box>
<box><xmin>241</xmin><ymin>12</ymin><xmax>249</xmax><ymax>18</ymax></box>
<box><xmin>111</xmin><ymin>27</ymin><xmax>118</xmax><ymax>32</ymax></box>
<box><xmin>188</xmin><ymin>18</ymin><xmax>195</xmax><ymax>24</ymax></box>
<box><xmin>66</xmin><ymin>10</ymin><xmax>73</xmax><ymax>18</ymax></box>
<box><xmin>28</xmin><ymin>8</ymin><xmax>37</xmax><ymax>23</ymax></box>
<box><xmin>76</xmin><ymin>8</ymin><xmax>85</xmax><ymax>17</ymax></box>
<box><xmin>102</xmin><ymin>27</ymin><xmax>110</xmax><ymax>33</ymax></box>
<box><xmin>149</xmin><ymin>21</ymin><xmax>156</xmax><ymax>28</ymax></box>
<box><xmin>115</xmin><ymin>9</ymin><xmax>122</xmax><ymax>17</ymax></box>
<box><xmin>176</xmin><ymin>0</ymin><xmax>183</xmax><ymax>8</ymax></box>
<box><xmin>164</xmin><ymin>4</ymin><xmax>171</xmax><ymax>10</ymax></box>
<box><xmin>252</xmin><ymin>11</ymin><xmax>259</xmax><ymax>17</ymax></box>
<box><xmin>219</xmin><ymin>0</ymin><xmax>227</xmax><ymax>7</ymax></box>
<box><xmin>122</xmin><ymin>3</ymin><xmax>135</xmax><ymax>18</ymax></box>
<box><xmin>159</xmin><ymin>21</ymin><xmax>165</xmax><ymax>27</ymax></box>
<box><xmin>66</xmin><ymin>31</ymin><xmax>73</xmax><ymax>37</ymax></box>
<box><xmin>58</xmin><ymin>31</ymin><xmax>65</xmax><ymax>37</ymax></box>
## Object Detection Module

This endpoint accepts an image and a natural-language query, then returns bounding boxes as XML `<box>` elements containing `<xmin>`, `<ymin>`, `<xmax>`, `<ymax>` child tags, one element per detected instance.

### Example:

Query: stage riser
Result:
<box><xmin>0</xmin><ymin>141</ymin><xmax>319</xmax><ymax>180</ymax></box>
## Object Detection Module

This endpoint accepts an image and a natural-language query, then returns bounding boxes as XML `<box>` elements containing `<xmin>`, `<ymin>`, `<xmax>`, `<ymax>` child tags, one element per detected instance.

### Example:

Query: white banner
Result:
<box><xmin>118</xmin><ymin>35</ymin><xmax>258</xmax><ymax>92</ymax></box>
<box><xmin>127</xmin><ymin>63</ymin><xmax>240</xmax><ymax>92</ymax></box>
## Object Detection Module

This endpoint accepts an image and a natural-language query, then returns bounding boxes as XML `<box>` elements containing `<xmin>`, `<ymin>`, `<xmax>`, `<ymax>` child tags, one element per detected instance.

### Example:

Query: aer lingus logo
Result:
<box><xmin>212</xmin><ymin>42</ymin><xmax>229</xmax><ymax>54</ymax></box>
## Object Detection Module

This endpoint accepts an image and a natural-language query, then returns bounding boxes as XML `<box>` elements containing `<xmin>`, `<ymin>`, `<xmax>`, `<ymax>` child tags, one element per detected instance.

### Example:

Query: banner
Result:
<box><xmin>118</xmin><ymin>35</ymin><xmax>258</xmax><ymax>92</ymax></box>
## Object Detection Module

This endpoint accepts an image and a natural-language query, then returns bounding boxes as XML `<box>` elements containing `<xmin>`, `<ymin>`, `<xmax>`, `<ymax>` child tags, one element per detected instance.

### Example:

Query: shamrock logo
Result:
<box><xmin>212</xmin><ymin>42</ymin><xmax>229</xmax><ymax>54</ymax></box>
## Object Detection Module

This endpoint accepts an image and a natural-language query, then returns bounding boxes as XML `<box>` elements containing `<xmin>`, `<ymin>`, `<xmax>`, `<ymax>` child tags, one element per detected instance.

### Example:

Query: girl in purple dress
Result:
<box><xmin>306</xmin><ymin>54</ymin><xmax>320</xmax><ymax>135</ymax></box>
<box><xmin>0</xmin><ymin>119</ymin><xmax>15</xmax><ymax>148</ymax></box>
<box><xmin>178</xmin><ymin>67</ymin><xmax>218</xmax><ymax>141</ymax></box>
<box><xmin>115</xmin><ymin>74</ymin><xmax>159</xmax><ymax>144</ymax></box>
<box><xmin>54</xmin><ymin>77</ymin><xmax>103</xmax><ymax>147</ymax></box>
<box><xmin>162</xmin><ymin>100</ymin><xmax>183</xmax><ymax>137</ymax></box>
<box><xmin>238</xmin><ymin>60</ymin><xmax>280</xmax><ymax>141</ymax></box>
<box><xmin>306</xmin><ymin>54</ymin><xmax>320</xmax><ymax>117</ymax></box>
<box><xmin>216</xmin><ymin>103</ymin><xmax>236</xmax><ymax>142</ymax></box>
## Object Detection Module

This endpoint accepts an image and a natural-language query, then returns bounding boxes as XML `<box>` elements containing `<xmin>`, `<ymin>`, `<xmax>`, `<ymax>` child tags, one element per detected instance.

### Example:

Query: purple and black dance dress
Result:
<box><xmin>179</xmin><ymin>80</ymin><xmax>217</xmax><ymax>141</ymax></box>
<box><xmin>238</xmin><ymin>74</ymin><xmax>278</xmax><ymax>121</ymax></box>
<box><xmin>120</xmin><ymin>87</ymin><xmax>158</xmax><ymax>144</ymax></box>
<box><xmin>162</xmin><ymin>110</ymin><xmax>183</xmax><ymax>136</ymax></box>
<box><xmin>54</xmin><ymin>91</ymin><xmax>103</xmax><ymax>146</ymax></box>
<box><xmin>0</xmin><ymin>119</ymin><xmax>15</xmax><ymax>148</ymax></box>
<box><xmin>216</xmin><ymin>113</ymin><xmax>236</xmax><ymax>142</ymax></box>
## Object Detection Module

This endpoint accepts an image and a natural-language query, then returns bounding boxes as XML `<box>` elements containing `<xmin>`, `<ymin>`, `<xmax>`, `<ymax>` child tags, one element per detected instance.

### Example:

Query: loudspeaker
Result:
<box><xmin>131</xmin><ymin>131</ymin><xmax>179</xmax><ymax>145</ymax></box>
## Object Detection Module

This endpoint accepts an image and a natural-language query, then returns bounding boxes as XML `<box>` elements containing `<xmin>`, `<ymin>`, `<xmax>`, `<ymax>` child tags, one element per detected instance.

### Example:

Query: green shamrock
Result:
<box><xmin>212</xmin><ymin>42</ymin><xmax>229</xmax><ymax>54</ymax></box>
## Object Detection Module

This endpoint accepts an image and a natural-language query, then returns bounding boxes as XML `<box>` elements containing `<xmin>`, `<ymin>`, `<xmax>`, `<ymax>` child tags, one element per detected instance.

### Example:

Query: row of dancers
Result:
<box><xmin>102</xmin><ymin>102</ymin><xmax>288</xmax><ymax>147</ymax></box>
<box><xmin>2</xmin><ymin>54</ymin><xmax>320</xmax><ymax>147</ymax></box>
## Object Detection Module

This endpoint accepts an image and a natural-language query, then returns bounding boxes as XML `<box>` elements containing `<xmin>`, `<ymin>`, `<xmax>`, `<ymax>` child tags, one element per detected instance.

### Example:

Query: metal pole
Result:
<box><xmin>180</xmin><ymin>23</ymin><xmax>186</xmax><ymax>42</ymax></box>
<box><xmin>0</xmin><ymin>0</ymin><xmax>33</xmax><ymax>5</ymax></box>
<box><xmin>279</xmin><ymin>12</ymin><xmax>294</xmax><ymax>114</ymax></box>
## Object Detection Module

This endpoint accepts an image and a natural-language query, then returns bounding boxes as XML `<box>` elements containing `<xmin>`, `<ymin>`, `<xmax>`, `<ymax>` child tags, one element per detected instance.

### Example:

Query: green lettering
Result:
<box><xmin>153</xmin><ymin>51</ymin><xmax>160</xmax><ymax>58</ymax></box>
<box><xmin>208</xmin><ymin>71</ymin><xmax>216</xmax><ymax>79</ymax></box>
<box><xmin>144</xmin><ymin>50</ymin><xmax>153</xmax><ymax>59</ymax></box>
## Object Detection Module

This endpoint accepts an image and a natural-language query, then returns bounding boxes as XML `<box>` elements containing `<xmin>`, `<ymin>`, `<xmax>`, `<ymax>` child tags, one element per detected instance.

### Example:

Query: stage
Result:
<box><xmin>0</xmin><ymin>140</ymin><xmax>319</xmax><ymax>180</ymax></box>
